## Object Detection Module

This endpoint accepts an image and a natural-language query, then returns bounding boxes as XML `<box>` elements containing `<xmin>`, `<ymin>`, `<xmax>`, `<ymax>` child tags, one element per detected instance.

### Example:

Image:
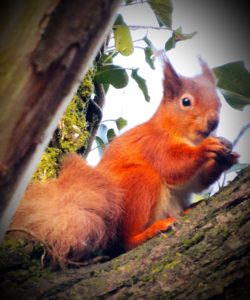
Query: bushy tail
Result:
<box><xmin>10</xmin><ymin>154</ymin><xmax>123</xmax><ymax>265</ymax></box>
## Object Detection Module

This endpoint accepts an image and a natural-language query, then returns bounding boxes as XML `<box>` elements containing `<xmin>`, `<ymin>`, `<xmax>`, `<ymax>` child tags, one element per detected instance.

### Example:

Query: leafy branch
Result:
<box><xmin>93</xmin><ymin>0</ymin><xmax>250</xmax><ymax>157</ymax></box>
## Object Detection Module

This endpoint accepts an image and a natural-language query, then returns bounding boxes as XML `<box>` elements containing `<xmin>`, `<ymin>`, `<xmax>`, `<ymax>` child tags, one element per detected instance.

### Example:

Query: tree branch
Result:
<box><xmin>1</xmin><ymin>166</ymin><xmax>250</xmax><ymax>299</ymax></box>
<box><xmin>0</xmin><ymin>0</ymin><xmax>122</xmax><ymax>240</ymax></box>
<box><xmin>129</xmin><ymin>25</ymin><xmax>171</xmax><ymax>30</ymax></box>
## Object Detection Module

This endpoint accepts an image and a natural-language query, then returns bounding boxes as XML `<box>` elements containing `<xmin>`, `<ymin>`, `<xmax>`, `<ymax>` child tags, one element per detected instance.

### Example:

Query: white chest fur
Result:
<box><xmin>150</xmin><ymin>183</ymin><xmax>193</xmax><ymax>224</ymax></box>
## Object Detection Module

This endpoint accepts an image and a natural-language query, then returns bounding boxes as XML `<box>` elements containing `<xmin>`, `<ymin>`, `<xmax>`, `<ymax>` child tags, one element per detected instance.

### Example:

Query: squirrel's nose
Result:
<box><xmin>207</xmin><ymin>119</ymin><xmax>219</xmax><ymax>132</ymax></box>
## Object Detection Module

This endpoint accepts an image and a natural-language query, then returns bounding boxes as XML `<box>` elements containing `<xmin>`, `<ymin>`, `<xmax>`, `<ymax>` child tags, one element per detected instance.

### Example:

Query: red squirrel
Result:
<box><xmin>10</xmin><ymin>57</ymin><xmax>239</xmax><ymax>265</ymax></box>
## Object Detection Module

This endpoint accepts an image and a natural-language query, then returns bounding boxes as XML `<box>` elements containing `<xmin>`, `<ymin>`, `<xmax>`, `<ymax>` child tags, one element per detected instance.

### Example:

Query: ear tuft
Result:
<box><xmin>161</xmin><ymin>54</ymin><xmax>182</xmax><ymax>100</ymax></box>
<box><xmin>198</xmin><ymin>56</ymin><xmax>216</xmax><ymax>85</ymax></box>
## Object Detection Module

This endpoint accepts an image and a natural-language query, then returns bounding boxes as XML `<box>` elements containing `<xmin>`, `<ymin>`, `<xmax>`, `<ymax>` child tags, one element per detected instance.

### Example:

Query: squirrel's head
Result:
<box><xmin>157</xmin><ymin>56</ymin><xmax>221</xmax><ymax>145</ymax></box>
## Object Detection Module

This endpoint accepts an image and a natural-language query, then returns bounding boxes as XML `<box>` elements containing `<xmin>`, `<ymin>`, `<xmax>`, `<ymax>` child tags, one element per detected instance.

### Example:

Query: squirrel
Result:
<box><xmin>9</xmin><ymin>56</ymin><xmax>239</xmax><ymax>266</ymax></box>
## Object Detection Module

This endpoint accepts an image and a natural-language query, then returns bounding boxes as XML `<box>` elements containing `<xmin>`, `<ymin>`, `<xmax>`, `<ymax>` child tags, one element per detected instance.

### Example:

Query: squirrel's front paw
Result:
<box><xmin>200</xmin><ymin>136</ymin><xmax>240</xmax><ymax>169</ymax></box>
<box><xmin>217</xmin><ymin>151</ymin><xmax>240</xmax><ymax>167</ymax></box>
<box><xmin>216</xmin><ymin>137</ymin><xmax>240</xmax><ymax>166</ymax></box>
<box><xmin>217</xmin><ymin>136</ymin><xmax>233</xmax><ymax>152</ymax></box>
<box><xmin>200</xmin><ymin>137</ymin><xmax>229</xmax><ymax>160</ymax></box>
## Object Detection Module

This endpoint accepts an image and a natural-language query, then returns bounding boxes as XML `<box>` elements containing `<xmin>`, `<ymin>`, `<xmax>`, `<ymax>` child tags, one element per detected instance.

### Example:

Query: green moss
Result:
<box><xmin>182</xmin><ymin>232</ymin><xmax>205</xmax><ymax>249</ymax></box>
<box><xmin>0</xmin><ymin>238</ymin><xmax>28</xmax><ymax>271</ymax></box>
<box><xmin>77</xmin><ymin>68</ymin><xmax>95</xmax><ymax>99</ymax></box>
<box><xmin>141</xmin><ymin>273</ymin><xmax>154</xmax><ymax>283</ymax></box>
<box><xmin>57</xmin><ymin>68</ymin><xmax>95</xmax><ymax>153</ymax></box>
<box><xmin>206</xmin><ymin>226</ymin><xmax>230</xmax><ymax>245</ymax></box>
<box><xmin>58</xmin><ymin>95</ymin><xmax>89</xmax><ymax>152</ymax></box>
<box><xmin>0</xmin><ymin>236</ymin><xmax>50</xmax><ymax>283</ymax></box>
<box><xmin>151</xmin><ymin>265</ymin><xmax>164</xmax><ymax>274</ymax></box>
<box><xmin>32</xmin><ymin>147</ymin><xmax>62</xmax><ymax>181</ymax></box>
<box><xmin>163</xmin><ymin>259</ymin><xmax>181</xmax><ymax>270</ymax></box>
<box><xmin>32</xmin><ymin>69</ymin><xmax>95</xmax><ymax>181</ymax></box>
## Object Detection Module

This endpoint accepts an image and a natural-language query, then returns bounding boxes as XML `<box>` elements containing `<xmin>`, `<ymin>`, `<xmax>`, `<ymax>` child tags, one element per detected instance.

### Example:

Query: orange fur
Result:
<box><xmin>11</xmin><ymin>154</ymin><xmax>123</xmax><ymax>265</ymax></box>
<box><xmin>10</xmin><ymin>57</ymin><xmax>239</xmax><ymax>264</ymax></box>
<box><xmin>97</xmin><ymin>57</ymin><xmax>238</xmax><ymax>249</ymax></box>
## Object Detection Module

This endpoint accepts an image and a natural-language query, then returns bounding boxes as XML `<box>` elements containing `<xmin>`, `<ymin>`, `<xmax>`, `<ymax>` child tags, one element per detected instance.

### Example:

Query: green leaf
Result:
<box><xmin>218</xmin><ymin>88</ymin><xmax>250</xmax><ymax>110</ymax></box>
<box><xmin>95</xmin><ymin>136</ymin><xmax>106</xmax><ymax>156</ymax></box>
<box><xmin>103</xmin><ymin>83</ymin><xmax>110</xmax><ymax>94</ymax></box>
<box><xmin>95</xmin><ymin>136</ymin><xmax>105</xmax><ymax>150</ymax></box>
<box><xmin>192</xmin><ymin>194</ymin><xmax>204</xmax><ymax>203</ymax></box>
<box><xmin>114</xmin><ymin>14</ymin><xmax>124</xmax><ymax>26</ymax></box>
<box><xmin>174</xmin><ymin>27</ymin><xmax>197</xmax><ymax>42</ymax></box>
<box><xmin>94</xmin><ymin>65</ymin><xmax>129</xmax><ymax>89</ymax></box>
<box><xmin>131</xmin><ymin>69</ymin><xmax>150</xmax><ymax>102</ymax></box>
<box><xmin>165</xmin><ymin>35</ymin><xmax>176</xmax><ymax>51</ymax></box>
<box><xmin>113</xmin><ymin>14</ymin><xmax>134</xmax><ymax>56</ymax></box>
<box><xmin>143</xmin><ymin>36</ymin><xmax>155</xmax><ymax>49</ymax></box>
<box><xmin>115</xmin><ymin>117</ymin><xmax>128</xmax><ymax>131</ymax></box>
<box><xmin>144</xmin><ymin>47</ymin><xmax>155</xmax><ymax>69</ymax></box>
<box><xmin>148</xmin><ymin>0</ymin><xmax>173</xmax><ymax>29</ymax></box>
<box><xmin>143</xmin><ymin>36</ymin><xmax>156</xmax><ymax>69</ymax></box>
<box><xmin>165</xmin><ymin>27</ymin><xmax>196</xmax><ymax>51</ymax></box>
<box><xmin>213</xmin><ymin>61</ymin><xmax>250</xmax><ymax>110</ymax></box>
<box><xmin>107</xmin><ymin>128</ymin><xmax>116</xmax><ymax>143</ymax></box>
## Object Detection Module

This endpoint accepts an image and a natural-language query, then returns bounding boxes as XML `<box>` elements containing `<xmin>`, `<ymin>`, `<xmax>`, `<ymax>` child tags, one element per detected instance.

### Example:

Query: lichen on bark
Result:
<box><xmin>32</xmin><ymin>69</ymin><xmax>95</xmax><ymax>181</ymax></box>
<box><xmin>32</xmin><ymin>147</ymin><xmax>62</xmax><ymax>181</ymax></box>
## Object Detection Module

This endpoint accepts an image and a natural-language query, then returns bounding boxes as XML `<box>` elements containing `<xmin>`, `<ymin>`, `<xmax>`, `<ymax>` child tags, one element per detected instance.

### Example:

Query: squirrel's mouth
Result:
<box><xmin>197</xmin><ymin>130</ymin><xmax>210</xmax><ymax>138</ymax></box>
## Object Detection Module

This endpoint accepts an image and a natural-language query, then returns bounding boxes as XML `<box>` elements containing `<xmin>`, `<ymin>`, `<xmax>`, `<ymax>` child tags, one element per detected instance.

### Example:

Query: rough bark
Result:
<box><xmin>1</xmin><ymin>166</ymin><xmax>250</xmax><ymax>300</ymax></box>
<box><xmin>0</xmin><ymin>0</ymin><xmax>122</xmax><ymax>239</ymax></box>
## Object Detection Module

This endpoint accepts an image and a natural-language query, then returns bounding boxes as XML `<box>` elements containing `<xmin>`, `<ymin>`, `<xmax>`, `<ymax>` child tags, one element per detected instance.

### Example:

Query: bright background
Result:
<box><xmin>88</xmin><ymin>1</ymin><xmax>250</xmax><ymax>177</ymax></box>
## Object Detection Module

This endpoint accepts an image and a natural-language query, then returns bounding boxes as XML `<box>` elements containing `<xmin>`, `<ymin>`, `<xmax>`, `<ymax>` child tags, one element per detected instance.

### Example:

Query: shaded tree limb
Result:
<box><xmin>0</xmin><ymin>0</ymin><xmax>122</xmax><ymax>240</ymax></box>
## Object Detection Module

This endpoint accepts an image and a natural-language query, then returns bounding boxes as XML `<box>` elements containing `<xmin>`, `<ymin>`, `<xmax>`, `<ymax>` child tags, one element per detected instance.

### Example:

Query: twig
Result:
<box><xmin>220</xmin><ymin>122</ymin><xmax>250</xmax><ymax>187</ymax></box>
<box><xmin>101</xmin><ymin>51</ymin><xmax>118</xmax><ymax>64</ymax></box>
<box><xmin>41</xmin><ymin>247</ymin><xmax>47</xmax><ymax>268</ymax></box>
<box><xmin>7</xmin><ymin>227</ymin><xmax>38</xmax><ymax>239</ymax></box>
<box><xmin>107</xmin><ymin>38</ymin><xmax>149</xmax><ymax>51</ymax></box>
<box><xmin>121</xmin><ymin>0</ymin><xmax>148</xmax><ymax>7</ymax></box>
<box><xmin>128</xmin><ymin>25</ymin><xmax>171</xmax><ymax>31</ymax></box>
<box><xmin>232</xmin><ymin>122</ymin><xmax>250</xmax><ymax>149</ymax></box>
<box><xmin>89</xmin><ymin>143</ymin><xmax>108</xmax><ymax>153</ymax></box>
<box><xmin>134</xmin><ymin>46</ymin><xmax>145</xmax><ymax>50</ymax></box>
<box><xmin>101</xmin><ymin>119</ymin><xmax>117</xmax><ymax>123</ymax></box>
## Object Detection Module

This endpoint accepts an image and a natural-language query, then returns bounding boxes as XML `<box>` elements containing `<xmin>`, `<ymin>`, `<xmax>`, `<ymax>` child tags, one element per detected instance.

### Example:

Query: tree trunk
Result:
<box><xmin>0</xmin><ymin>0</ymin><xmax>122</xmax><ymax>240</ymax></box>
<box><xmin>1</xmin><ymin>166</ymin><xmax>250</xmax><ymax>300</ymax></box>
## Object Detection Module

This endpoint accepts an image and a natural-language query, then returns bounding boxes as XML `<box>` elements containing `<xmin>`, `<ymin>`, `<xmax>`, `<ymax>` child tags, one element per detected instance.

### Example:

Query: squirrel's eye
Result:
<box><xmin>182</xmin><ymin>97</ymin><xmax>192</xmax><ymax>107</ymax></box>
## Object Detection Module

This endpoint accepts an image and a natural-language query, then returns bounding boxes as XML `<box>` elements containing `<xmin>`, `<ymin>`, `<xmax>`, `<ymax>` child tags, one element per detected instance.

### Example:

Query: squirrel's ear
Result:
<box><xmin>162</xmin><ymin>56</ymin><xmax>182</xmax><ymax>100</ymax></box>
<box><xmin>199</xmin><ymin>57</ymin><xmax>216</xmax><ymax>85</ymax></box>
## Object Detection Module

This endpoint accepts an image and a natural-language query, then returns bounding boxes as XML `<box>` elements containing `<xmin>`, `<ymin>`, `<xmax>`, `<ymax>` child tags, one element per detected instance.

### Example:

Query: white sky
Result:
<box><xmin>88</xmin><ymin>1</ymin><xmax>250</xmax><ymax>169</ymax></box>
